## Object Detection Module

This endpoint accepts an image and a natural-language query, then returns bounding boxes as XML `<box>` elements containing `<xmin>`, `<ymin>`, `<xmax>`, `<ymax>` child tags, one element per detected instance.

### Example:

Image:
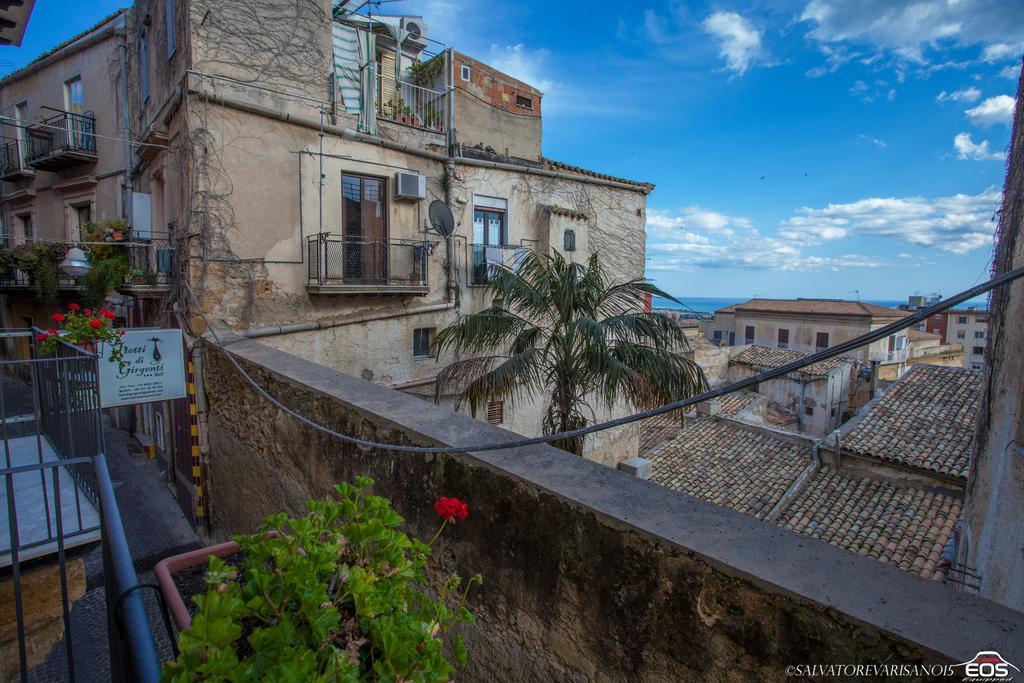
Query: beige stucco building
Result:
<box><xmin>126</xmin><ymin>0</ymin><xmax>652</xmax><ymax>467</ymax></box>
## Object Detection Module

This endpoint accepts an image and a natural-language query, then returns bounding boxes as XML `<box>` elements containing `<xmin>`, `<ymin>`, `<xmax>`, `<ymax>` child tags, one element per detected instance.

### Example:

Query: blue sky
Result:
<box><xmin>5</xmin><ymin>1</ymin><xmax>1021</xmax><ymax>301</ymax></box>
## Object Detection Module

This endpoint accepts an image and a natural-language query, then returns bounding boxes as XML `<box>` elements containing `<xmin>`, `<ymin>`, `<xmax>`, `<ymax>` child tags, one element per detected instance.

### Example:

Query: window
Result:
<box><xmin>744</xmin><ymin>325</ymin><xmax>755</xmax><ymax>344</ymax></box>
<box><xmin>471</xmin><ymin>200</ymin><xmax>507</xmax><ymax>285</ymax></box>
<box><xmin>486</xmin><ymin>400</ymin><xmax>504</xmax><ymax>424</ymax></box>
<box><xmin>957</xmin><ymin>330</ymin><xmax>966</xmax><ymax>340</ymax></box>
<box><xmin>139</xmin><ymin>29</ymin><xmax>150</xmax><ymax>102</ymax></box>
<box><xmin>166</xmin><ymin>0</ymin><xmax>176</xmax><ymax>56</ymax></box>
<box><xmin>815</xmin><ymin>332</ymin><xmax>829</xmax><ymax>351</ymax></box>
<box><xmin>63</xmin><ymin>75</ymin><xmax>84</xmax><ymax>114</ymax></box>
<box><xmin>973</xmin><ymin>346</ymin><xmax>985</xmax><ymax>355</ymax></box>
<box><xmin>13</xmin><ymin>101</ymin><xmax>28</xmax><ymax>162</ymax></box>
<box><xmin>460</xmin><ymin>64</ymin><xmax>471</xmax><ymax>81</ymax></box>
<box><xmin>712</xmin><ymin>330</ymin><xmax>723</xmax><ymax>341</ymax></box>
<box><xmin>563</xmin><ymin>228</ymin><xmax>576</xmax><ymax>252</ymax></box>
<box><xmin>777</xmin><ymin>328</ymin><xmax>789</xmax><ymax>349</ymax></box>
<box><xmin>975</xmin><ymin>316</ymin><xmax>985</xmax><ymax>323</ymax></box>
<box><xmin>18</xmin><ymin>214</ymin><xmax>32</xmax><ymax>242</ymax></box>
<box><xmin>728</xmin><ymin>331</ymin><xmax>735</xmax><ymax>346</ymax></box>
<box><xmin>957</xmin><ymin>316</ymin><xmax>967</xmax><ymax>324</ymax></box>
<box><xmin>413</xmin><ymin>327</ymin><xmax>434</xmax><ymax>358</ymax></box>
<box><xmin>72</xmin><ymin>204</ymin><xmax>91</xmax><ymax>242</ymax></box>
<box><xmin>515</xmin><ymin>94</ymin><xmax>533</xmax><ymax>109</ymax></box>
<box><xmin>974</xmin><ymin>331</ymin><xmax>986</xmax><ymax>339</ymax></box>
<box><xmin>804</xmin><ymin>406</ymin><xmax>814</xmax><ymax>416</ymax></box>
<box><xmin>971</xmin><ymin>362</ymin><xmax>983</xmax><ymax>371</ymax></box>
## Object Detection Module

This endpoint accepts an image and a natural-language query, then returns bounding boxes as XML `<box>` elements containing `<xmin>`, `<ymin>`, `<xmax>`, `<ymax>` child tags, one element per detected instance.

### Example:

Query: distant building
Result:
<box><xmin>703</xmin><ymin>299</ymin><xmax>912</xmax><ymax>372</ymax></box>
<box><xmin>900</xmin><ymin>329</ymin><xmax>964</xmax><ymax>376</ymax></box>
<box><xmin>727</xmin><ymin>345</ymin><xmax>856</xmax><ymax>436</ymax></box>
<box><xmin>924</xmin><ymin>308</ymin><xmax>989</xmax><ymax>371</ymax></box>
<box><xmin>642</xmin><ymin>363</ymin><xmax>980</xmax><ymax>582</ymax></box>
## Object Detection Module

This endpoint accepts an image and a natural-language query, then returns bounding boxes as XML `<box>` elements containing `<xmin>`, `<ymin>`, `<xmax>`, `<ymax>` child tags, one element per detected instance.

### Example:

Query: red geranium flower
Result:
<box><xmin>84</xmin><ymin>308</ymin><xmax>92</xmax><ymax>317</ymax></box>
<box><xmin>51</xmin><ymin>313</ymin><xmax>65</xmax><ymax>323</ymax></box>
<box><xmin>433</xmin><ymin>497</ymin><xmax>468</xmax><ymax>523</ymax></box>
<box><xmin>36</xmin><ymin>333</ymin><xmax>49</xmax><ymax>342</ymax></box>
<box><xmin>68</xmin><ymin>303</ymin><xmax>80</xmax><ymax>311</ymax></box>
<box><xmin>47</xmin><ymin>328</ymin><xmax>57</xmax><ymax>335</ymax></box>
<box><xmin>89</xmin><ymin>319</ymin><xmax>103</xmax><ymax>330</ymax></box>
<box><xmin>104</xmin><ymin>310</ymin><xmax>116</xmax><ymax>320</ymax></box>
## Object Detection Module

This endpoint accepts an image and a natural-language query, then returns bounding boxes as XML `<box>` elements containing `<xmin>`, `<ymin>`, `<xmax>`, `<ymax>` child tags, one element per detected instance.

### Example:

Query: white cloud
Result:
<box><xmin>898</xmin><ymin>253</ymin><xmax>913</xmax><ymax>258</ymax></box>
<box><xmin>965</xmin><ymin>95</ymin><xmax>1016</xmax><ymax>127</ymax></box>
<box><xmin>936</xmin><ymin>86</ymin><xmax>982</xmax><ymax>103</ymax></box>
<box><xmin>702</xmin><ymin>11</ymin><xmax>767</xmax><ymax>76</ymax></box>
<box><xmin>982</xmin><ymin>42</ymin><xmax>1023</xmax><ymax>63</ymax></box>
<box><xmin>1000</xmin><ymin>64</ymin><xmax>1022</xmax><ymax>80</ymax></box>
<box><xmin>646</xmin><ymin>206</ymin><xmax>882</xmax><ymax>273</ymax></box>
<box><xmin>858</xmin><ymin>134</ymin><xmax>887</xmax><ymax>148</ymax></box>
<box><xmin>953</xmin><ymin>132</ymin><xmax>1006</xmax><ymax>161</ymax></box>
<box><xmin>800</xmin><ymin>0</ymin><xmax>1024</xmax><ymax>50</ymax></box>
<box><xmin>779</xmin><ymin>189</ymin><xmax>1000</xmax><ymax>254</ymax></box>
<box><xmin>487</xmin><ymin>44</ymin><xmax>554</xmax><ymax>94</ymax></box>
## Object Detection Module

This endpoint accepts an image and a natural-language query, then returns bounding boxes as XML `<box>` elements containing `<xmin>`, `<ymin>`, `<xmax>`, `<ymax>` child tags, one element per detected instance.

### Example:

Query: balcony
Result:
<box><xmin>25</xmin><ymin>109</ymin><xmax>98</xmax><ymax>172</ymax></box>
<box><xmin>373</xmin><ymin>65</ymin><xmax>448</xmax><ymax>134</ymax></box>
<box><xmin>468</xmin><ymin>243</ymin><xmax>531</xmax><ymax>286</ymax></box>
<box><xmin>1</xmin><ymin>331</ymin><xmax>162</xmax><ymax>681</ymax></box>
<box><xmin>0</xmin><ymin>268</ymin><xmax>80</xmax><ymax>292</ymax></box>
<box><xmin>0</xmin><ymin>141</ymin><xmax>34</xmax><ymax>181</ymax></box>
<box><xmin>306</xmin><ymin>234</ymin><xmax>431</xmax><ymax>296</ymax></box>
<box><xmin>116</xmin><ymin>242</ymin><xmax>173</xmax><ymax>298</ymax></box>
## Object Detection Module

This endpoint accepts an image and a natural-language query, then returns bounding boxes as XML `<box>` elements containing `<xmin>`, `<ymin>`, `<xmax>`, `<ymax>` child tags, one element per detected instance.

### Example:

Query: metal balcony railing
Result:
<box><xmin>1</xmin><ymin>330</ymin><xmax>162</xmax><ymax>682</ymax></box>
<box><xmin>468</xmin><ymin>244</ymin><xmax>532</xmax><ymax>286</ymax></box>
<box><xmin>0</xmin><ymin>140</ymin><xmax>32</xmax><ymax>179</ymax></box>
<box><xmin>25</xmin><ymin>108</ymin><xmax>97</xmax><ymax>171</ymax></box>
<box><xmin>307</xmin><ymin>234</ymin><xmax>430</xmax><ymax>289</ymax></box>
<box><xmin>373</xmin><ymin>66</ymin><xmax>447</xmax><ymax>133</ymax></box>
<box><xmin>0</xmin><ymin>267</ymin><xmax>81</xmax><ymax>291</ymax></box>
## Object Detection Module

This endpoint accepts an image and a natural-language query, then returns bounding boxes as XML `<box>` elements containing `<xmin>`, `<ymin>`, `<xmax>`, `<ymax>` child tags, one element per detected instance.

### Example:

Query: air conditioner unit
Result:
<box><xmin>395</xmin><ymin>172</ymin><xmax>426</xmax><ymax>200</ymax></box>
<box><xmin>401</xmin><ymin>17</ymin><xmax>428</xmax><ymax>49</ymax></box>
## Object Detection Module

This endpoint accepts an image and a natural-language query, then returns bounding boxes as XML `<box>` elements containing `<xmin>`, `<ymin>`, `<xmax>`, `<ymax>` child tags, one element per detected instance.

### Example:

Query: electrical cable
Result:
<box><xmin>185</xmin><ymin>264</ymin><xmax>1024</xmax><ymax>454</ymax></box>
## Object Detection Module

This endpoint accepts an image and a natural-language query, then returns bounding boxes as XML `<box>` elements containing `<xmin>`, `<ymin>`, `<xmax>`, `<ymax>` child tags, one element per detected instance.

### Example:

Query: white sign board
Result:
<box><xmin>99</xmin><ymin>329</ymin><xmax>187</xmax><ymax>408</ymax></box>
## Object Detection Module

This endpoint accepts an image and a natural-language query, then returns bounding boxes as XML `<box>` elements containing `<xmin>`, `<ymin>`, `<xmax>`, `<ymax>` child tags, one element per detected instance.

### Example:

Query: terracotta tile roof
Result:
<box><xmin>718</xmin><ymin>392</ymin><xmax>759</xmax><ymax>416</ymax></box>
<box><xmin>842</xmin><ymin>365</ymin><xmax>981</xmax><ymax>479</ymax></box>
<box><xmin>639</xmin><ymin>411</ymin><xmax>685</xmax><ymax>454</ymax></box>
<box><xmin>713</xmin><ymin>304</ymin><xmax>738</xmax><ymax>314</ymax></box>
<box><xmin>766</xmin><ymin>403</ymin><xmax>799</xmax><ymax>429</ymax></box>
<box><xmin>734</xmin><ymin>299</ymin><xmax>912</xmax><ymax>318</ymax></box>
<box><xmin>732</xmin><ymin>345</ymin><xmax>854</xmax><ymax>377</ymax></box>
<box><xmin>780</xmin><ymin>467</ymin><xmax>961</xmax><ymax>581</ymax></box>
<box><xmin>648</xmin><ymin>419</ymin><xmax>811</xmax><ymax>519</ymax></box>
<box><xmin>542</xmin><ymin>157</ymin><xmax>654</xmax><ymax>192</ymax></box>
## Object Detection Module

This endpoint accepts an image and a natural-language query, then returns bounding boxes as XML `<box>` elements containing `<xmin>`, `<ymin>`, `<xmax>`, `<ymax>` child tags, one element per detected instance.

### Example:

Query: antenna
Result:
<box><xmin>846</xmin><ymin>289</ymin><xmax>860</xmax><ymax>301</ymax></box>
<box><xmin>427</xmin><ymin>200</ymin><xmax>455</xmax><ymax>238</ymax></box>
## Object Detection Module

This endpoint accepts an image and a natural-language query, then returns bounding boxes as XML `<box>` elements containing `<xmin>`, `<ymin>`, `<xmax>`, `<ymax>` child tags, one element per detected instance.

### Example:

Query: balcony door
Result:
<box><xmin>471</xmin><ymin>206</ymin><xmax>506</xmax><ymax>284</ymax></box>
<box><xmin>341</xmin><ymin>174</ymin><xmax>387</xmax><ymax>283</ymax></box>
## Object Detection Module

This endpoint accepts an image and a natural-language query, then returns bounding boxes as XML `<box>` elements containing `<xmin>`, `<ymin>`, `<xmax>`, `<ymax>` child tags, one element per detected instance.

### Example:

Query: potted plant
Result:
<box><xmin>157</xmin><ymin>477</ymin><xmax>481</xmax><ymax>681</ymax></box>
<box><xmin>12</xmin><ymin>242</ymin><xmax>65</xmax><ymax>301</ymax></box>
<box><xmin>37</xmin><ymin>303</ymin><xmax>125</xmax><ymax>366</ymax></box>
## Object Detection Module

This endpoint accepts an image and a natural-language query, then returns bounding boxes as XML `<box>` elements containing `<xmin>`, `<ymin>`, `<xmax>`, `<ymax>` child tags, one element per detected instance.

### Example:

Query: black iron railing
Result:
<box><xmin>26</xmin><ymin>109</ymin><xmax>97</xmax><ymax>163</ymax></box>
<box><xmin>0</xmin><ymin>267</ymin><xmax>81</xmax><ymax>291</ymax></box>
<box><xmin>0</xmin><ymin>331</ymin><xmax>162</xmax><ymax>682</ymax></box>
<box><xmin>468</xmin><ymin>243</ymin><xmax>531</xmax><ymax>286</ymax></box>
<box><xmin>307</xmin><ymin>234</ymin><xmax>430</xmax><ymax>287</ymax></box>
<box><xmin>0</xmin><ymin>140</ymin><xmax>30</xmax><ymax>177</ymax></box>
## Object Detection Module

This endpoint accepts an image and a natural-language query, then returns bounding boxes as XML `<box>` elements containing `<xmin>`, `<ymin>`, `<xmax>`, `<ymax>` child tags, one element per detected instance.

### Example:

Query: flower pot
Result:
<box><xmin>155</xmin><ymin>540</ymin><xmax>241</xmax><ymax>630</ymax></box>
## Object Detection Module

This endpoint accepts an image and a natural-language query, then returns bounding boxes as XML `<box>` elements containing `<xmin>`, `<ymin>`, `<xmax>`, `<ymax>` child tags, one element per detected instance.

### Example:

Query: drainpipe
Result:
<box><xmin>869</xmin><ymin>359</ymin><xmax>880</xmax><ymax>398</ymax></box>
<box><xmin>117</xmin><ymin>29</ymin><xmax>132</xmax><ymax>219</ymax></box>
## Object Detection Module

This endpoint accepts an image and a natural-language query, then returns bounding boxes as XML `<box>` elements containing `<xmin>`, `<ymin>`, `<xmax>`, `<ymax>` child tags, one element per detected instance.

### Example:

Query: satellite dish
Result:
<box><xmin>428</xmin><ymin>200</ymin><xmax>455</xmax><ymax>238</ymax></box>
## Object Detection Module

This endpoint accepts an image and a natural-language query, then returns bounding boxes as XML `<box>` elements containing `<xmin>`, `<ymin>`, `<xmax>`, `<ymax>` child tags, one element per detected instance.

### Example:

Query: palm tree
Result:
<box><xmin>433</xmin><ymin>251</ymin><xmax>708</xmax><ymax>455</ymax></box>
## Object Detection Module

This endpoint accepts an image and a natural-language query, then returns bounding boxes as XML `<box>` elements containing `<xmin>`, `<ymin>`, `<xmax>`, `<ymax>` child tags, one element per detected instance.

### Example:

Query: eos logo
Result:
<box><xmin>957</xmin><ymin>651</ymin><xmax>1020</xmax><ymax>682</ymax></box>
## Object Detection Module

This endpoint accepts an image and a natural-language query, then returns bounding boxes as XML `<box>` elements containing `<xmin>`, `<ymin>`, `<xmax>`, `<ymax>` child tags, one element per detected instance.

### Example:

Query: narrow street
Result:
<box><xmin>27</xmin><ymin>417</ymin><xmax>200</xmax><ymax>682</ymax></box>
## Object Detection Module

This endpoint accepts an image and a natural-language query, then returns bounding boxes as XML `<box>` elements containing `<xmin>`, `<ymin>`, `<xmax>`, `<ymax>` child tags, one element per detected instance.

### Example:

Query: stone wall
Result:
<box><xmin>963</xmin><ymin>66</ymin><xmax>1024</xmax><ymax>612</ymax></box>
<box><xmin>201</xmin><ymin>337</ymin><xmax>1022</xmax><ymax>681</ymax></box>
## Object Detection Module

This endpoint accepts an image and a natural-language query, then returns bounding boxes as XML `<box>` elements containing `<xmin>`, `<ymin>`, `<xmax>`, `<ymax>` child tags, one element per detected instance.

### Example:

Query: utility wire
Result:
<box><xmin>185</xmin><ymin>264</ymin><xmax>1024</xmax><ymax>454</ymax></box>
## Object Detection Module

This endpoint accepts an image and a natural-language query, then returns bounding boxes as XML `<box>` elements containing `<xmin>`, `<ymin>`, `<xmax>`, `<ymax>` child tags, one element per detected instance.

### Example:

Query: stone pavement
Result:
<box><xmin>26</xmin><ymin>417</ymin><xmax>201</xmax><ymax>682</ymax></box>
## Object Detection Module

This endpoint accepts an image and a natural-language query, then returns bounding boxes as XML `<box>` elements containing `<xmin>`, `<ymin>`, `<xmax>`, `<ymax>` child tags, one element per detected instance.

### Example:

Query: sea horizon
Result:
<box><xmin>653</xmin><ymin>295</ymin><xmax>991</xmax><ymax>314</ymax></box>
